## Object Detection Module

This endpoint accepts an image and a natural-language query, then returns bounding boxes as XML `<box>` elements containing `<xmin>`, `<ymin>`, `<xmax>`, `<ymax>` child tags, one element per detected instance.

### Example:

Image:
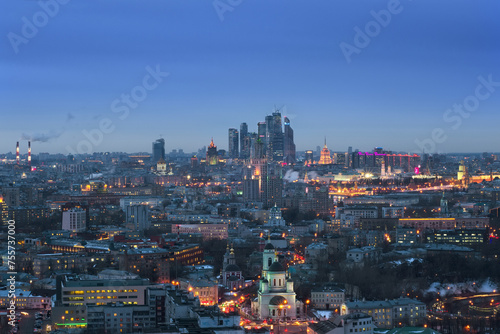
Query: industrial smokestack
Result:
<box><xmin>28</xmin><ymin>141</ymin><xmax>31</xmax><ymax>166</ymax></box>
<box><xmin>16</xmin><ymin>142</ymin><xmax>19</xmax><ymax>164</ymax></box>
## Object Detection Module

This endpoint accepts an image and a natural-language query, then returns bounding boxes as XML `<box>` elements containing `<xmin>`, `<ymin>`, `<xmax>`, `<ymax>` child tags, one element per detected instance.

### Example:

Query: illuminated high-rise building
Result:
<box><xmin>206</xmin><ymin>138</ymin><xmax>218</xmax><ymax>165</ymax></box>
<box><xmin>457</xmin><ymin>160</ymin><xmax>466</xmax><ymax>180</ymax></box>
<box><xmin>62</xmin><ymin>208</ymin><xmax>87</xmax><ymax>232</ymax></box>
<box><xmin>152</xmin><ymin>138</ymin><xmax>165</xmax><ymax>164</ymax></box>
<box><xmin>243</xmin><ymin>165</ymin><xmax>260</xmax><ymax>201</ymax></box>
<box><xmin>333</xmin><ymin>152</ymin><xmax>347</xmax><ymax>165</ymax></box>
<box><xmin>253</xmin><ymin>138</ymin><xmax>266</xmax><ymax>160</ymax></box>
<box><xmin>305</xmin><ymin>150</ymin><xmax>314</xmax><ymax>165</ymax></box>
<box><xmin>0</xmin><ymin>196</ymin><xmax>8</xmax><ymax>225</ymax></box>
<box><xmin>228</xmin><ymin>128</ymin><xmax>239</xmax><ymax>158</ymax></box>
<box><xmin>265</xmin><ymin>112</ymin><xmax>284</xmax><ymax>161</ymax></box>
<box><xmin>283</xmin><ymin>116</ymin><xmax>296</xmax><ymax>164</ymax></box>
<box><xmin>318</xmin><ymin>139</ymin><xmax>333</xmax><ymax>165</ymax></box>
<box><xmin>191</xmin><ymin>155</ymin><xmax>199</xmax><ymax>168</ymax></box>
<box><xmin>347</xmin><ymin>146</ymin><xmax>353</xmax><ymax>167</ymax></box>
<box><xmin>258</xmin><ymin>122</ymin><xmax>267</xmax><ymax>145</ymax></box>
<box><xmin>240</xmin><ymin>123</ymin><xmax>250</xmax><ymax>159</ymax></box>
<box><xmin>264</xmin><ymin>163</ymin><xmax>283</xmax><ymax>208</ymax></box>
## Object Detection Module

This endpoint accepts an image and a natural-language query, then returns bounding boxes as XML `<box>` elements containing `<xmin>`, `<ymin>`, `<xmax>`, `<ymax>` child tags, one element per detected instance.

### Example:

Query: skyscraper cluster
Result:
<box><xmin>228</xmin><ymin>110</ymin><xmax>296</xmax><ymax>208</ymax></box>
<box><xmin>228</xmin><ymin>110</ymin><xmax>295</xmax><ymax>163</ymax></box>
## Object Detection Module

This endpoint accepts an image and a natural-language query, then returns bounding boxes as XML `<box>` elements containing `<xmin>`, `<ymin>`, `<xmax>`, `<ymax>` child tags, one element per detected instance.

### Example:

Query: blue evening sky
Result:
<box><xmin>1</xmin><ymin>0</ymin><xmax>500</xmax><ymax>155</ymax></box>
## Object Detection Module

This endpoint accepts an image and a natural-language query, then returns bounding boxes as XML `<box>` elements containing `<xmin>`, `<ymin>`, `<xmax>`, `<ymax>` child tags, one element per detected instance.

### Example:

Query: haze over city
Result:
<box><xmin>5</xmin><ymin>2</ymin><xmax>500</xmax><ymax>333</ymax></box>
<box><xmin>2</xmin><ymin>0</ymin><xmax>500</xmax><ymax>155</ymax></box>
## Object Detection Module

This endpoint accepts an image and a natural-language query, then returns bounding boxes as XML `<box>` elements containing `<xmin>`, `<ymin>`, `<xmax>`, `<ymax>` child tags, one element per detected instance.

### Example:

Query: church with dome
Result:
<box><xmin>221</xmin><ymin>244</ymin><xmax>244</xmax><ymax>291</ymax></box>
<box><xmin>252</xmin><ymin>239</ymin><xmax>298</xmax><ymax>320</ymax></box>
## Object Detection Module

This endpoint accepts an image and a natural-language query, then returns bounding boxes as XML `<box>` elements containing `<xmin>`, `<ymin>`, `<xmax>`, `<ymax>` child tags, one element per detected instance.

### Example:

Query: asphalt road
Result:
<box><xmin>16</xmin><ymin>310</ymin><xmax>50</xmax><ymax>334</ymax></box>
<box><xmin>18</xmin><ymin>310</ymin><xmax>35</xmax><ymax>334</ymax></box>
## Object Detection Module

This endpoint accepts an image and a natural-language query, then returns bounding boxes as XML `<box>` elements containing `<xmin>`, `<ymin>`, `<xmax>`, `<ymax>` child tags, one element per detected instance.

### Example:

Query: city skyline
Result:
<box><xmin>2</xmin><ymin>0</ymin><xmax>500</xmax><ymax>154</ymax></box>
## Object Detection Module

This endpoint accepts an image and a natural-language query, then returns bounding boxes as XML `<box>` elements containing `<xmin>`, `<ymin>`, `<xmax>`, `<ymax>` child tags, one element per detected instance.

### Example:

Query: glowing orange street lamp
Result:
<box><xmin>305</xmin><ymin>299</ymin><xmax>310</xmax><ymax>319</ymax></box>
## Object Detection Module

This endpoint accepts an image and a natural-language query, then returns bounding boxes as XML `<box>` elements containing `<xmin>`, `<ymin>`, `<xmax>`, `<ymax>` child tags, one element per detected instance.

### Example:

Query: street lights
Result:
<box><xmin>285</xmin><ymin>305</ymin><xmax>290</xmax><ymax>332</ymax></box>
<box><xmin>277</xmin><ymin>303</ymin><xmax>290</xmax><ymax>333</ymax></box>
<box><xmin>305</xmin><ymin>300</ymin><xmax>310</xmax><ymax>320</ymax></box>
<box><xmin>278</xmin><ymin>305</ymin><xmax>284</xmax><ymax>334</ymax></box>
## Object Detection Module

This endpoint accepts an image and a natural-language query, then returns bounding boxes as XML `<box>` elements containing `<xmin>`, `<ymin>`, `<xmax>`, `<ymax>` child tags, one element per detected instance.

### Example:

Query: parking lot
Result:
<box><xmin>14</xmin><ymin>310</ymin><xmax>51</xmax><ymax>334</ymax></box>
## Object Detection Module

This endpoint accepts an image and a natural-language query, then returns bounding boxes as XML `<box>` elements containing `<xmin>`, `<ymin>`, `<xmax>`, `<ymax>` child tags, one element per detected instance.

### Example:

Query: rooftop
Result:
<box><xmin>308</xmin><ymin>320</ymin><xmax>338</xmax><ymax>334</ymax></box>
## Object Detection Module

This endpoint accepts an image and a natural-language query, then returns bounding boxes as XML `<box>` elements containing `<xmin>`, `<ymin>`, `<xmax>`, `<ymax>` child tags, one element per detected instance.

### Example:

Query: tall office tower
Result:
<box><xmin>263</xmin><ymin>163</ymin><xmax>283</xmax><ymax>208</ymax></box>
<box><xmin>240</xmin><ymin>123</ymin><xmax>250</xmax><ymax>159</ymax></box>
<box><xmin>257</xmin><ymin>121</ymin><xmax>267</xmax><ymax>147</ymax></box>
<box><xmin>374</xmin><ymin>147</ymin><xmax>385</xmax><ymax>167</ymax></box>
<box><xmin>152</xmin><ymin>138</ymin><xmax>165</xmax><ymax>164</ymax></box>
<box><xmin>283</xmin><ymin>116</ymin><xmax>296</xmax><ymax>164</ymax></box>
<box><xmin>264</xmin><ymin>115</ymin><xmax>273</xmax><ymax>158</ymax></box>
<box><xmin>457</xmin><ymin>160</ymin><xmax>466</xmax><ymax>180</ymax></box>
<box><xmin>228</xmin><ymin>128</ymin><xmax>239</xmax><ymax>158</ymax></box>
<box><xmin>206</xmin><ymin>138</ymin><xmax>219</xmax><ymax>165</ymax></box>
<box><xmin>243</xmin><ymin>165</ymin><xmax>260</xmax><ymax>201</ymax></box>
<box><xmin>265</xmin><ymin>112</ymin><xmax>284</xmax><ymax>161</ymax></box>
<box><xmin>248</xmin><ymin>132</ymin><xmax>258</xmax><ymax>159</ymax></box>
<box><xmin>347</xmin><ymin>146</ymin><xmax>353</xmax><ymax>168</ymax></box>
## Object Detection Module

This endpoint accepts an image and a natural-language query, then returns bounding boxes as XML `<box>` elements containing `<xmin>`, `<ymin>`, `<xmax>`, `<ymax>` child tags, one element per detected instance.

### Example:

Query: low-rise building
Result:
<box><xmin>425</xmin><ymin>244</ymin><xmax>476</xmax><ymax>258</ymax></box>
<box><xmin>57</xmin><ymin>275</ymin><xmax>153</xmax><ymax>307</ymax></box>
<box><xmin>398</xmin><ymin>217</ymin><xmax>489</xmax><ymax>230</ymax></box>
<box><xmin>33</xmin><ymin>253</ymin><xmax>110</xmax><ymax>278</ymax></box>
<box><xmin>342</xmin><ymin>298</ymin><xmax>426</xmax><ymax>329</ymax></box>
<box><xmin>86</xmin><ymin>303</ymin><xmax>155</xmax><ymax>333</ymax></box>
<box><xmin>308</xmin><ymin>313</ymin><xmax>374</xmax><ymax>334</ymax></box>
<box><xmin>0</xmin><ymin>289</ymin><xmax>51</xmax><ymax>310</ymax></box>
<box><xmin>346</xmin><ymin>246</ymin><xmax>381</xmax><ymax>264</ymax></box>
<box><xmin>382</xmin><ymin>207</ymin><xmax>405</xmax><ymax>218</ymax></box>
<box><xmin>172</xmin><ymin>223</ymin><xmax>228</xmax><ymax>240</ymax></box>
<box><xmin>181</xmin><ymin>279</ymin><xmax>218</xmax><ymax>306</ymax></box>
<box><xmin>118</xmin><ymin>248</ymin><xmax>170</xmax><ymax>282</ymax></box>
<box><xmin>305</xmin><ymin>242</ymin><xmax>329</xmax><ymax>269</ymax></box>
<box><xmin>310</xmin><ymin>285</ymin><xmax>345</xmax><ymax>311</ymax></box>
<box><xmin>396</xmin><ymin>228</ymin><xmax>418</xmax><ymax>245</ymax></box>
<box><xmin>425</xmin><ymin>228</ymin><xmax>487</xmax><ymax>245</ymax></box>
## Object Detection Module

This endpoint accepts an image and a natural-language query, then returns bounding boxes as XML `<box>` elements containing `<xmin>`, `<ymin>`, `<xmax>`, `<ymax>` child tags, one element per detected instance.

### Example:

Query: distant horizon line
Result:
<box><xmin>1</xmin><ymin>150</ymin><xmax>499</xmax><ymax>157</ymax></box>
